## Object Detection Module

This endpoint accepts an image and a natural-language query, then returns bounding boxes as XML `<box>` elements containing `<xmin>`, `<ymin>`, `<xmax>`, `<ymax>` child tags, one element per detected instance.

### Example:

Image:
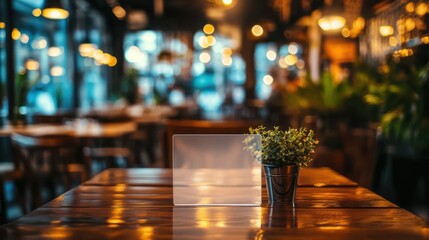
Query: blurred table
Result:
<box><xmin>1</xmin><ymin>167</ymin><xmax>427</xmax><ymax>239</ymax></box>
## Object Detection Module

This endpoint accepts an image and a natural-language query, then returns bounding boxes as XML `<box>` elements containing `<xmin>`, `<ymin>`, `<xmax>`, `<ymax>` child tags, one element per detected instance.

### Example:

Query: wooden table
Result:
<box><xmin>1</xmin><ymin>168</ymin><xmax>427</xmax><ymax>239</ymax></box>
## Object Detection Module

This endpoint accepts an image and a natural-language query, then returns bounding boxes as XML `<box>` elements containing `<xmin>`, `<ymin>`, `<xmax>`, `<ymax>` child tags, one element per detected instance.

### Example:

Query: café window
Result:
<box><xmin>75</xmin><ymin>0</ymin><xmax>114</xmax><ymax>111</ymax></box>
<box><xmin>12</xmin><ymin>0</ymin><xmax>72</xmax><ymax>117</ymax></box>
<box><xmin>254</xmin><ymin>42</ymin><xmax>305</xmax><ymax>100</ymax></box>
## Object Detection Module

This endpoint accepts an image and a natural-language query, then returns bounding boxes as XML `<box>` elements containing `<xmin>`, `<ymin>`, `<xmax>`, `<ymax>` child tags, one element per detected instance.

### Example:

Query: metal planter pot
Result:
<box><xmin>263</xmin><ymin>165</ymin><xmax>299</xmax><ymax>206</ymax></box>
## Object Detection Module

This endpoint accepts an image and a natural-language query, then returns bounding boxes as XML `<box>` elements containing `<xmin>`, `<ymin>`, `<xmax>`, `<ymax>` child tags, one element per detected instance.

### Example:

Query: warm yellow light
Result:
<box><xmin>50</xmin><ymin>66</ymin><xmax>64</xmax><ymax>76</ymax></box>
<box><xmin>20</xmin><ymin>34</ymin><xmax>29</xmax><ymax>44</ymax></box>
<box><xmin>206</xmin><ymin>35</ymin><xmax>216</xmax><ymax>46</ymax></box>
<box><xmin>48</xmin><ymin>47</ymin><xmax>63</xmax><ymax>57</ymax></box>
<box><xmin>342</xmin><ymin>27</ymin><xmax>351</xmax><ymax>37</ymax></box>
<box><xmin>266</xmin><ymin>50</ymin><xmax>277</xmax><ymax>61</ymax></box>
<box><xmin>222</xmin><ymin>47</ymin><xmax>232</xmax><ymax>56</ymax></box>
<box><xmin>93</xmin><ymin>49</ymin><xmax>104</xmax><ymax>60</ymax></box>
<box><xmin>25</xmin><ymin>59</ymin><xmax>39</xmax><ymax>70</ymax></box>
<box><xmin>352</xmin><ymin>17</ymin><xmax>365</xmax><ymax>31</ymax></box>
<box><xmin>284</xmin><ymin>54</ymin><xmax>298</xmax><ymax>65</ymax></box>
<box><xmin>263</xmin><ymin>75</ymin><xmax>273</xmax><ymax>85</ymax></box>
<box><xmin>222</xmin><ymin>56</ymin><xmax>232</xmax><ymax>66</ymax></box>
<box><xmin>38</xmin><ymin>39</ymin><xmax>47</xmax><ymax>49</ymax></box>
<box><xmin>112</xmin><ymin>5</ymin><xmax>126</xmax><ymax>20</ymax></box>
<box><xmin>203</xmin><ymin>24</ymin><xmax>215</xmax><ymax>34</ymax></box>
<box><xmin>389</xmin><ymin>36</ymin><xmax>397</xmax><ymax>46</ymax></box>
<box><xmin>288</xmin><ymin>43</ymin><xmax>298</xmax><ymax>54</ymax></box>
<box><xmin>101</xmin><ymin>53</ymin><xmax>112</xmax><ymax>65</ymax></box>
<box><xmin>251</xmin><ymin>25</ymin><xmax>264</xmax><ymax>37</ymax></box>
<box><xmin>405</xmin><ymin>18</ymin><xmax>415</xmax><ymax>32</ymax></box>
<box><xmin>12</xmin><ymin>28</ymin><xmax>21</xmax><ymax>40</ymax></box>
<box><xmin>108</xmin><ymin>56</ymin><xmax>118</xmax><ymax>67</ymax></box>
<box><xmin>0</xmin><ymin>22</ymin><xmax>5</xmax><ymax>28</ymax></box>
<box><xmin>318</xmin><ymin>15</ymin><xmax>346</xmax><ymax>31</ymax></box>
<box><xmin>416</xmin><ymin>2</ymin><xmax>428</xmax><ymax>16</ymax></box>
<box><xmin>278</xmin><ymin>58</ymin><xmax>287</xmax><ymax>69</ymax></box>
<box><xmin>79</xmin><ymin>43</ymin><xmax>97</xmax><ymax>57</ymax></box>
<box><xmin>222</xmin><ymin>0</ymin><xmax>233</xmax><ymax>6</ymax></box>
<box><xmin>422</xmin><ymin>36</ymin><xmax>429</xmax><ymax>44</ymax></box>
<box><xmin>379</xmin><ymin>25</ymin><xmax>394</xmax><ymax>37</ymax></box>
<box><xmin>42</xmin><ymin>8</ymin><xmax>69</xmax><ymax>19</ymax></box>
<box><xmin>199</xmin><ymin>52</ymin><xmax>211</xmax><ymax>63</ymax></box>
<box><xmin>406</xmin><ymin>2</ymin><xmax>415</xmax><ymax>12</ymax></box>
<box><xmin>198</xmin><ymin>36</ymin><xmax>209</xmax><ymax>48</ymax></box>
<box><xmin>32</xmin><ymin>8</ymin><xmax>42</xmax><ymax>17</ymax></box>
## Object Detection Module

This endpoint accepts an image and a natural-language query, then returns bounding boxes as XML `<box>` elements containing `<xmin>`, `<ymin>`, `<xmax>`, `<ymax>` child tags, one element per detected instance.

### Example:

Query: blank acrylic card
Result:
<box><xmin>173</xmin><ymin>134</ymin><xmax>261</xmax><ymax>206</ymax></box>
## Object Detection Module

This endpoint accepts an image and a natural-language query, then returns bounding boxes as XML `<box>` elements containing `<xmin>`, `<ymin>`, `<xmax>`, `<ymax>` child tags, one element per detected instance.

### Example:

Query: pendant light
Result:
<box><xmin>318</xmin><ymin>0</ymin><xmax>345</xmax><ymax>31</ymax></box>
<box><xmin>42</xmin><ymin>0</ymin><xmax>69</xmax><ymax>20</ymax></box>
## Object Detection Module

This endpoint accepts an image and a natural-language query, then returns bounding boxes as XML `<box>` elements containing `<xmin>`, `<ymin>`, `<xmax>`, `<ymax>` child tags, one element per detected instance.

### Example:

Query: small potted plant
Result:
<box><xmin>244</xmin><ymin>126</ymin><xmax>318</xmax><ymax>206</ymax></box>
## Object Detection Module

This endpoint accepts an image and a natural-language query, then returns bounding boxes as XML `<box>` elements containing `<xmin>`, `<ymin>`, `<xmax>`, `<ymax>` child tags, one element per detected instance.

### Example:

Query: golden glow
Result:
<box><xmin>93</xmin><ymin>49</ymin><xmax>104</xmax><ymax>60</ymax></box>
<box><xmin>406</xmin><ymin>2</ymin><xmax>415</xmax><ymax>12</ymax></box>
<box><xmin>48</xmin><ymin>47</ymin><xmax>63</xmax><ymax>57</ymax></box>
<box><xmin>38</xmin><ymin>39</ymin><xmax>47</xmax><ymax>49</ymax></box>
<box><xmin>251</xmin><ymin>25</ymin><xmax>264</xmax><ymax>37</ymax></box>
<box><xmin>405</xmin><ymin>18</ymin><xmax>415</xmax><ymax>32</ymax></box>
<box><xmin>266</xmin><ymin>50</ymin><xmax>277</xmax><ymax>61</ymax></box>
<box><xmin>0</xmin><ymin>22</ymin><xmax>5</xmax><ymax>28</ymax></box>
<box><xmin>284</xmin><ymin>54</ymin><xmax>298</xmax><ymax>65</ymax></box>
<box><xmin>222</xmin><ymin>0</ymin><xmax>233</xmax><ymax>5</ymax></box>
<box><xmin>422</xmin><ymin>36</ymin><xmax>429</xmax><ymax>44</ymax></box>
<box><xmin>198</xmin><ymin>36</ymin><xmax>209</xmax><ymax>48</ymax></box>
<box><xmin>341</xmin><ymin>27</ymin><xmax>351</xmax><ymax>38</ymax></box>
<box><xmin>222</xmin><ymin>47</ymin><xmax>232</xmax><ymax>56</ymax></box>
<box><xmin>42</xmin><ymin>8</ymin><xmax>69</xmax><ymax>19</ymax></box>
<box><xmin>115</xmin><ymin>184</ymin><xmax>126</xmax><ymax>192</ymax></box>
<box><xmin>79</xmin><ymin>43</ymin><xmax>97</xmax><ymax>57</ymax></box>
<box><xmin>138</xmin><ymin>227</ymin><xmax>154</xmax><ymax>240</ymax></box>
<box><xmin>318</xmin><ymin>15</ymin><xmax>345</xmax><ymax>31</ymax></box>
<box><xmin>278</xmin><ymin>58</ymin><xmax>287</xmax><ymax>68</ymax></box>
<box><xmin>263</xmin><ymin>75</ymin><xmax>273</xmax><ymax>85</ymax></box>
<box><xmin>199</xmin><ymin>52</ymin><xmax>211</xmax><ymax>63</ymax></box>
<box><xmin>25</xmin><ymin>59</ymin><xmax>39</xmax><ymax>70</ymax></box>
<box><xmin>379</xmin><ymin>25</ymin><xmax>394</xmax><ymax>37</ymax></box>
<box><xmin>394</xmin><ymin>48</ymin><xmax>413</xmax><ymax>58</ymax></box>
<box><xmin>112</xmin><ymin>5</ymin><xmax>127</xmax><ymax>20</ymax></box>
<box><xmin>389</xmin><ymin>36</ymin><xmax>397</xmax><ymax>47</ymax></box>
<box><xmin>32</xmin><ymin>8</ymin><xmax>42</xmax><ymax>17</ymax></box>
<box><xmin>101</xmin><ymin>53</ymin><xmax>113</xmax><ymax>65</ymax></box>
<box><xmin>203</xmin><ymin>24</ymin><xmax>215</xmax><ymax>34</ymax></box>
<box><xmin>352</xmin><ymin>17</ymin><xmax>365</xmax><ymax>31</ymax></box>
<box><xmin>108</xmin><ymin>56</ymin><xmax>118</xmax><ymax>67</ymax></box>
<box><xmin>314</xmin><ymin>183</ymin><xmax>327</xmax><ymax>187</ymax></box>
<box><xmin>20</xmin><ymin>34</ymin><xmax>29</xmax><ymax>44</ymax></box>
<box><xmin>12</xmin><ymin>28</ymin><xmax>21</xmax><ymax>40</ymax></box>
<box><xmin>222</xmin><ymin>56</ymin><xmax>232</xmax><ymax>66</ymax></box>
<box><xmin>206</xmin><ymin>35</ymin><xmax>216</xmax><ymax>46</ymax></box>
<box><xmin>288</xmin><ymin>43</ymin><xmax>298</xmax><ymax>54</ymax></box>
<box><xmin>416</xmin><ymin>2</ymin><xmax>428</xmax><ymax>16</ymax></box>
<box><xmin>50</xmin><ymin>66</ymin><xmax>64</xmax><ymax>76</ymax></box>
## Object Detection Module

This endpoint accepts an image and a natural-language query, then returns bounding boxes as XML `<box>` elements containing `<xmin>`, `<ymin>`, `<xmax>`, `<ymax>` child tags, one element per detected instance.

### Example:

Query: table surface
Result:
<box><xmin>0</xmin><ymin>122</ymin><xmax>137</xmax><ymax>138</ymax></box>
<box><xmin>1</xmin><ymin>168</ymin><xmax>427</xmax><ymax>240</ymax></box>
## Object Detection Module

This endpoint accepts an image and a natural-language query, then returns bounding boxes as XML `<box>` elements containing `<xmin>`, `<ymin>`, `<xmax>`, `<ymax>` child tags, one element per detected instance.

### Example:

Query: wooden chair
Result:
<box><xmin>0</xmin><ymin>162</ymin><xmax>26</xmax><ymax>224</ymax></box>
<box><xmin>164</xmin><ymin>120</ymin><xmax>261</xmax><ymax>168</ymax></box>
<box><xmin>11</xmin><ymin>133</ymin><xmax>83</xmax><ymax>210</ymax></box>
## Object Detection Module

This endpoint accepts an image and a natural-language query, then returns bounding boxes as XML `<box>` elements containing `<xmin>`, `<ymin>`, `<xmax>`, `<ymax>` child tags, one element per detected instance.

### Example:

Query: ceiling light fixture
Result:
<box><xmin>42</xmin><ymin>0</ymin><xmax>69</xmax><ymax>20</ymax></box>
<box><xmin>318</xmin><ymin>0</ymin><xmax>345</xmax><ymax>31</ymax></box>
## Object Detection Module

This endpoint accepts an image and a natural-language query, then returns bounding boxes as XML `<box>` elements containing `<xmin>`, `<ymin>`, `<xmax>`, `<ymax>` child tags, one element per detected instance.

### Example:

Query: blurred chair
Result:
<box><xmin>80</xmin><ymin>120</ymin><xmax>135</xmax><ymax>176</ymax></box>
<box><xmin>11</xmin><ymin>133</ymin><xmax>84</xmax><ymax>210</ymax></box>
<box><xmin>0</xmin><ymin>162</ymin><xmax>26</xmax><ymax>224</ymax></box>
<box><xmin>164</xmin><ymin>120</ymin><xmax>261</xmax><ymax>168</ymax></box>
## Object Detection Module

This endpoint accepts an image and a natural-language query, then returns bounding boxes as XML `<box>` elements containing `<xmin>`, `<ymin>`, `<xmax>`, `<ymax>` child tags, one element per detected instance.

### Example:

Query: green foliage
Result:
<box><xmin>244</xmin><ymin>126</ymin><xmax>318</xmax><ymax>167</ymax></box>
<box><xmin>365</xmin><ymin>61</ymin><xmax>429</xmax><ymax>153</ymax></box>
<box><xmin>120</xmin><ymin>68</ymin><xmax>139</xmax><ymax>104</ymax></box>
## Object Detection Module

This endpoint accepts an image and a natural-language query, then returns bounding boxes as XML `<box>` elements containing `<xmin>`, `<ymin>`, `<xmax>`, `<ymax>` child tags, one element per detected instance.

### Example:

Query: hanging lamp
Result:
<box><xmin>42</xmin><ymin>0</ymin><xmax>69</xmax><ymax>20</ymax></box>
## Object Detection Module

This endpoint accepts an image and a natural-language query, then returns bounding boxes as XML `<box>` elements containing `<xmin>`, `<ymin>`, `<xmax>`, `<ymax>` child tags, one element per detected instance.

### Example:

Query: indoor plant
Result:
<box><xmin>244</xmin><ymin>126</ymin><xmax>318</xmax><ymax>206</ymax></box>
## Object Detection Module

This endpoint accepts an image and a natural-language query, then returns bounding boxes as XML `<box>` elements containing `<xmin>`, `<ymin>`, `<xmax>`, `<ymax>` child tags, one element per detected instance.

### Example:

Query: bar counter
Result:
<box><xmin>1</xmin><ymin>168</ymin><xmax>427</xmax><ymax>239</ymax></box>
